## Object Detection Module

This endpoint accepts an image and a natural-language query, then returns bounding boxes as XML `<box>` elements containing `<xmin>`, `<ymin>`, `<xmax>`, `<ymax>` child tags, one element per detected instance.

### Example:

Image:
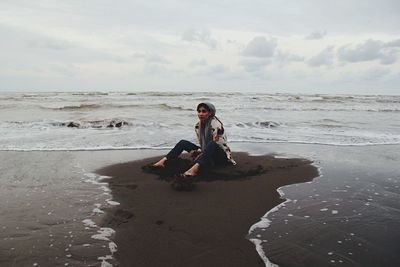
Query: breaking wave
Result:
<box><xmin>236</xmin><ymin>121</ymin><xmax>280</xmax><ymax>128</ymax></box>
<box><xmin>49</xmin><ymin>104</ymin><xmax>103</xmax><ymax>110</ymax></box>
<box><xmin>40</xmin><ymin>103</ymin><xmax>192</xmax><ymax>111</ymax></box>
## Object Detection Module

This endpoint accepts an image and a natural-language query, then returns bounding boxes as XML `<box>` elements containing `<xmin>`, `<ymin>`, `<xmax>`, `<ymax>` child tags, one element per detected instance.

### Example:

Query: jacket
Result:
<box><xmin>195</xmin><ymin>117</ymin><xmax>236</xmax><ymax>165</ymax></box>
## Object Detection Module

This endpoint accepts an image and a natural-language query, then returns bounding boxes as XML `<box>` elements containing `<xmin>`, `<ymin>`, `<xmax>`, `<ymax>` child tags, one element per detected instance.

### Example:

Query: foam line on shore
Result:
<box><xmin>74</xmin><ymin>161</ymin><xmax>120</xmax><ymax>267</ymax></box>
<box><xmin>248</xmin><ymin>155</ymin><xmax>323</xmax><ymax>267</ymax></box>
<box><xmin>2</xmin><ymin>140</ymin><xmax>400</xmax><ymax>152</ymax></box>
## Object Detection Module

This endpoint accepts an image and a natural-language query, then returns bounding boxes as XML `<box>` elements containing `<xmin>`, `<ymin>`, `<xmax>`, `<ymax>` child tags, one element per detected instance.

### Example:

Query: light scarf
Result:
<box><xmin>199</xmin><ymin>119</ymin><xmax>212</xmax><ymax>151</ymax></box>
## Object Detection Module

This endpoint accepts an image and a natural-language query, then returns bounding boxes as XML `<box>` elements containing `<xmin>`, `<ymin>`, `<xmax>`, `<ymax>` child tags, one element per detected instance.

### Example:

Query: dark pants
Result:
<box><xmin>166</xmin><ymin>139</ymin><xmax>229</xmax><ymax>167</ymax></box>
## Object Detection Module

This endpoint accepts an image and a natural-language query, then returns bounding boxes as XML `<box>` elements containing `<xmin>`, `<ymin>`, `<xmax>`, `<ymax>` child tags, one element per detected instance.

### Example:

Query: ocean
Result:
<box><xmin>0</xmin><ymin>92</ymin><xmax>399</xmax><ymax>266</ymax></box>
<box><xmin>1</xmin><ymin>92</ymin><xmax>399</xmax><ymax>151</ymax></box>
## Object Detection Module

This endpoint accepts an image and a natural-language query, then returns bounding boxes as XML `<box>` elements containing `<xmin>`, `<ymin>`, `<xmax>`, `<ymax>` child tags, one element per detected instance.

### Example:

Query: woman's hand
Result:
<box><xmin>213</xmin><ymin>134</ymin><xmax>220</xmax><ymax>142</ymax></box>
<box><xmin>189</xmin><ymin>149</ymin><xmax>202</xmax><ymax>160</ymax></box>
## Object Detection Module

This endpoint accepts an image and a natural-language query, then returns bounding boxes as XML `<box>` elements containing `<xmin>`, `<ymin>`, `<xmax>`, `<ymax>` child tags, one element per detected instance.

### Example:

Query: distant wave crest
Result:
<box><xmin>236</xmin><ymin>121</ymin><xmax>280</xmax><ymax>128</ymax></box>
<box><xmin>40</xmin><ymin>103</ymin><xmax>192</xmax><ymax>111</ymax></box>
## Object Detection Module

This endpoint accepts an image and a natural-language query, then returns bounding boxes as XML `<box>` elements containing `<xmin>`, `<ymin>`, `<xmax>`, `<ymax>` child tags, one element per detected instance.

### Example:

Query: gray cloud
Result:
<box><xmin>29</xmin><ymin>39</ymin><xmax>71</xmax><ymax>51</ymax></box>
<box><xmin>240</xmin><ymin>49</ymin><xmax>303</xmax><ymax>72</ymax></box>
<box><xmin>338</xmin><ymin>40</ymin><xmax>383</xmax><ymax>62</ymax></box>
<box><xmin>363</xmin><ymin>67</ymin><xmax>390</xmax><ymax>81</ymax></box>
<box><xmin>385</xmin><ymin>39</ymin><xmax>400</xmax><ymax>47</ymax></box>
<box><xmin>195</xmin><ymin>64</ymin><xmax>233</xmax><ymax>79</ymax></box>
<box><xmin>276</xmin><ymin>51</ymin><xmax>305</xmax><ymax>63</ymax></box>
<box><xmin>242</xmin><ymin>36</ymin><xmax>277</xmax><ymax>58</ymax></box>
<box><xmin>239</xmin><ymin>58</ymin><xmax>271</xmax><ymax>72</ymax></box>
<box><xmin>143</xmin><ymin>64</ymin><xmax>168</xmax><ymax>75</ymax></box>
<box><xmin>338</xmin><ymin>39</ymin><xmax>399</xmax><ymax>65</ymax></box>
<box><xmin>305</xmin><ymin>30</ymin><xmax>327</xmax><ymax>40</ymax></box>
<box><xmin>182</xmin><ymin>29</ymin><xmax>217</xmax><ymax>49</ymax></box>
<box><xmin>308</xmin><ymin>46</ymin><xmax>335</xmax><ymax>67</ymax></box>
<box><xmin>380</xmin><ymin>51</ymin><xmax>397</xmax><ymax>65</ymax></box>
<box><xmin>132</xmin><ymin>53</ymin><xmax>170</xmax><ymax>64</ymax></box>
<box><xmin>1</xmin><ymin>1</ymin><xmax>400</xmax><ymax>94</ymax></box>
<box><xmin>48</xmin><ymin>63</ymin><xmax>80</xmax><ymax>77</ymax></box>
<box><xmin>188</xmin><ymin>59</ymin><xmax>208</xmax><ymax>67</ymax></box>
<box><xmin>203</xmin><ymin>64</ymin><xmax>229</xmax><ymax>75</ymax></box>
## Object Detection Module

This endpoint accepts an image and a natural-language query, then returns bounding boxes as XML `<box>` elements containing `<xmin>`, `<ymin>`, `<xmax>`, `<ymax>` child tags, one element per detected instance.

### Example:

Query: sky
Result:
<box><xmin>0</xmin><ymin>0</ymin><xmax>399</xmax><ymax>95</ymax></box>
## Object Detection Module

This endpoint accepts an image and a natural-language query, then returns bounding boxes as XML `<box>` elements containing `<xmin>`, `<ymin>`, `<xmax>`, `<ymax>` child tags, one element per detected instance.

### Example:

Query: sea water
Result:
<box><xmin>242</xmin><ymin>143</ymin><xmax>400</xmax><ymax>267</ymax></box>
<box><xmin>0</xmin><ymin>92</ymin><xmax>399</xmax><ymax>151</ymax></box>
<box><xmin>1</xmin><ymin>92</ymin><xmax>399</xmax><ymax>266</ymax></box>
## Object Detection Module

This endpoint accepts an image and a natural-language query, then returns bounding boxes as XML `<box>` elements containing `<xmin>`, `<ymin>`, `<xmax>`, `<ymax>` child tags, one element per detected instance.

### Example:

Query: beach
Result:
<box><xmin>0</xmin><ymin>148</ymin><xmax>318</xmax><ymax>267</ymax></box>
<box><xmin>1</xmin><ymin>92</ymin><xmax>399</xmax><ymax>266</ymax></box>
<box><xmin>97</xmin><ymin>152</ymin><xmax>318</xmax><ymax>267</ymax></box>
<box><xmin>1</xmin><ymin>144</ymin><xmax>400</xmax><ymax>266</ymax></box>
<box><xmin>0</xmin><ymin>149</ymin><xmax>161</xmax><ymax>267</ymax></box>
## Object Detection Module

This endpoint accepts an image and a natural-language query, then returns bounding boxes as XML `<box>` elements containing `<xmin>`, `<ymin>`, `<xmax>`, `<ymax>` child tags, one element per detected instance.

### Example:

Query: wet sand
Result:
<box><xmin>97</xmin><ymin>152</ymin><xmax>319</xmax><ymax>266</ymax></box>
<box><xmin>0</xmin><ymin>151</ymin><xmax>120</xmax><ymax>267</ymax></box>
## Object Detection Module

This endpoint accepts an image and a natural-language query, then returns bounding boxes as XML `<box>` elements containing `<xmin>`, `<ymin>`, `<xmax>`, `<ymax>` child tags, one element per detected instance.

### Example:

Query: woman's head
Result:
<box><xmin>197</xmin><ymin>102</ymin><xmax>216</xmax><ymax>122</ymax></box>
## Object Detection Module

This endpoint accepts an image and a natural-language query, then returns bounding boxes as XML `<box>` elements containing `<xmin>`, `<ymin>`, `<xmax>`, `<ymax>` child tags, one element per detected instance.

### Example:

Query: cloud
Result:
<box><xmin>242</xmin><ymin>36</ymin><xmax>277</xmax><ymax>58</ymax></box>
<box><xmin>1</xmin><ymin>1</ymin><xmax>400</xmax><ymax>94</ymax></box>
<box><xmin>29</xmin><ymin>39</ymin><xmax>71</xmax><ymax>51</ymax></box>
<box><xmin>385</xmin><ymin>39</ymin><xmax>400</xmax><ymax>48</ymax></box>
<box><xmin>239</xmin><ymin>58</ymin><xmax>271</xmax><ymax>72</ymax></box>
<box><xmin>308</xmin><ymin>46</ymin><xmax>335</xmax><ymax>67</ymax></box>
<box><xmin>195</xmin><ymin>64</ymin><xmax>236</xmax><ymax>79</ymax></box>
<box><xmin>143</xmin><ymin>64</ymin><xmax>168</xmax><ymax>75</ymax></box>
<box><xmin>132</xmin><ymin>53</ymin><xmax>170</xmax><ymax>64</ymax></box>
<box><xmin>276</xmin><ymin>51</ymin><xmax>305</xmax><ymax>63</ymax></box>
<box><xmin>188</xmin><ymin>59</ymin><xmax>208</xmax><ymax>67</ymax></box>
<box><xmin>380</xmin><ymin>51</ymin><xmax>397</xmax><ymax>65</ymax></box>
<box><xmin>202</xmin><ymin>64</ymin><xmax>229</xmax><ymax>75</ymax></box>
<box><xmin>338</xmin><ymin>39</ymin><xmax>399</xmax><ymax>65</ymax></box>
<box><xmin>338</xmin><ymin>40</ymin><xmax>383</xmax><ymax>62</ymax></box>
<box><xmin>182</xmin><ymin>29</ymin><xmax>217</xmax><ymax>49</ymax></box>
<box><xmin>241</xmin><ymin>37</ymin><xmax>303</xmax><ymax>67</ymax></box>
<box><xmin>306</xmin><ymin>30</ymin><xmax>327</xmax><ymax>40</ymax></box>
<box><xmin>363</xmin><ymin>67</ymin><xmax>390</xmax><ymax>81</ymax></box>
<box><xmin>240</xmin><ymin>49</ymin><xmax>303</xmax><ymax>72</ymax></box>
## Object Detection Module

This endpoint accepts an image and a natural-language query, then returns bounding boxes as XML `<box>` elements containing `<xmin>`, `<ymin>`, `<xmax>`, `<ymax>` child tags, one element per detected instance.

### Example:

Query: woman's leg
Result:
<box><xmin>195</xmin><ymin>141</ymin><xmax>228</xmax><ymax>167</ymax></box>
<box><xmin>153</xmin><ymin>140</ymin><xmax>199</xmax><ymax>167</ymax></box>
<box><xmin>183</xmin><ymin>141</ymin><xmax>227</xmax><ymax>176</ymax></box>
<box><xmin>166</xmin><ymin>140</ymin><xmax>200</xmax><ymax>160</ymax></box>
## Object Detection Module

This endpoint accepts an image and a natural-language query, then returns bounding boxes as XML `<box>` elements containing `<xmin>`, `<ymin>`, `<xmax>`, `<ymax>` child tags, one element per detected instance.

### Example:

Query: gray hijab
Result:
<box><xmin>197</xmin><ymin>102</ymin><xmax>216</xmax><ymax>151</ymax></box>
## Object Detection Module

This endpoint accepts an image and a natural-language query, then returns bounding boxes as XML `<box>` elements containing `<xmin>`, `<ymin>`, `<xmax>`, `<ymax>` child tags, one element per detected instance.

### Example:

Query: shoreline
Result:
<box><xmin>97</xmin><ymin>152</ymin><xmax>319</xmax><ymax>266</ymax></box>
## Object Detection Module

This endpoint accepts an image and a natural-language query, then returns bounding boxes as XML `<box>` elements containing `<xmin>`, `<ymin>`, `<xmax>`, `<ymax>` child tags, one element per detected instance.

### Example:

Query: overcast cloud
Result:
<box><xmin>0</xmin><ymin>0</ymin><xmax>399</xmax><ymax>94</ymax></box>
<box><xmin>338</xmin><ymin>39</ymin><xmax>399</xmax><ymax>65</ymax></box>
<box><xmin>308</xmin><ymin>46</ymin><xmax>335</xmax><ymax>67</ymax></box>
<box><xmin>242</xmin><ymin>37</ymin><xmax>277</xmax><ymax>58</ymax></box>
<box><xmin>305</xmin><ymin>30</ymin><xmax>327</xmax><ymax>40</ymax></box>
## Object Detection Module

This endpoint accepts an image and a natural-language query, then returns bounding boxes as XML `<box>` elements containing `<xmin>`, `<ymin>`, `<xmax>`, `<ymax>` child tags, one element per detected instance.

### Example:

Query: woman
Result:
<box><xmin>152</xmin><ymin>102</ymin><xmax>236</xmax><ymax>177</ymax></box>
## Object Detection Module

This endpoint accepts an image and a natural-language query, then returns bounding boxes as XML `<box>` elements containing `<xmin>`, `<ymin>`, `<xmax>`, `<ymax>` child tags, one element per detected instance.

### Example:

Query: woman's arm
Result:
<box><xmin>210</xmin><ymin>118</ymin><xmax>224</xmax><ymax>142</ymax></box>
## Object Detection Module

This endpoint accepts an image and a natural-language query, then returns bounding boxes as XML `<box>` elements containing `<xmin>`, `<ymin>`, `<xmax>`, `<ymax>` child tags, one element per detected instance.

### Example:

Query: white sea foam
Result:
<box><xmin>82</xmin><ymin>219</ymin><xmax>97</xmax><ymax>228</ymax></box>
<box><xmin>106</xmin><ymin>199</ymin><xmax>120</xmax><ymax>206</ymax></box>
<box><xmin>248</xmin><ymin>191</ymin><xmax>292</xmax><ymax>267</ymax></box>
<box><xmin>109</xmin><ymin>242</ymin><xmax>117</xmax><ymax>254</ymax></box>
<box><xmin>92</xmin><ymin>228</ymin><xmax>115</xmax><ymax>241</ymax></box>
<box><xmin>99</xmin><ymin>255</ymin><xmax>113</xmax><ymax>267</ymax></box>
<box><xmin>93</xmin><ymin>208</ymin><xmax>104</xmax><ymax>214</ymax></box>
<box><xmin>74</xmin><ymin>165</ymin><xmax>118</xmax><ymax>266</ymax></box>
<box><xmin>248</xmin><ymin>154</ymin><xmax>323</xmax><ymax>267</ymax></box>
<box><xmin>249</xmin><ymin>239</ymin><xmax>279</xmax><ymax>267</ymax></box>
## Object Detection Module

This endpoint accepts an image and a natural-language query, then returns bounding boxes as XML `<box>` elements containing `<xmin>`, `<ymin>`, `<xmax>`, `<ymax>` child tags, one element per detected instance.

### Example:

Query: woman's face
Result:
<box><xmin>197</xmin><ymin>106</ymin><xmax>211</xmax><ymax>122</ymax></box>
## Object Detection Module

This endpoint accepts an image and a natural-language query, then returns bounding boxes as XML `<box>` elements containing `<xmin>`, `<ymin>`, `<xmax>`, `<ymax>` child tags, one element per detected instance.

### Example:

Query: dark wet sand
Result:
<box><xmin>97</xmin><ymin>152</ymin><xmax>318</xmax><ymax>267</ymax></box>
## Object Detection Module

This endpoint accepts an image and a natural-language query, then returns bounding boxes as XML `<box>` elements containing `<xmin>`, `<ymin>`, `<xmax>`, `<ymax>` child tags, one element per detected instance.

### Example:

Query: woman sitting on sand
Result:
<box><xmin>152</xmin><ymin>102</ymin><xmax>236</xmax><ymax>177</ymax></box>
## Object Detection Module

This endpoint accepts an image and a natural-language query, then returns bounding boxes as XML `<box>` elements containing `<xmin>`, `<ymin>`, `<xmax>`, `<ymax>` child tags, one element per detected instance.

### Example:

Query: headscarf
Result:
<box><xmin>197</xmin><ymin>102</ymin><xmax>216</xmax><ymax>151</ymax></box>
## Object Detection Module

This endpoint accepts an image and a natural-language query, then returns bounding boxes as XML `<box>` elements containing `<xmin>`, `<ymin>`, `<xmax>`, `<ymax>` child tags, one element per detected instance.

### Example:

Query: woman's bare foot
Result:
<box><xmin>183</xmin><ymin>163</ymin><xmax>200</xmax><ymax>177</ymax></box>
<box><xmin>153</xmin><ymin>157</ymin><xmax>167</xmax><ymax>168</ymax></box>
